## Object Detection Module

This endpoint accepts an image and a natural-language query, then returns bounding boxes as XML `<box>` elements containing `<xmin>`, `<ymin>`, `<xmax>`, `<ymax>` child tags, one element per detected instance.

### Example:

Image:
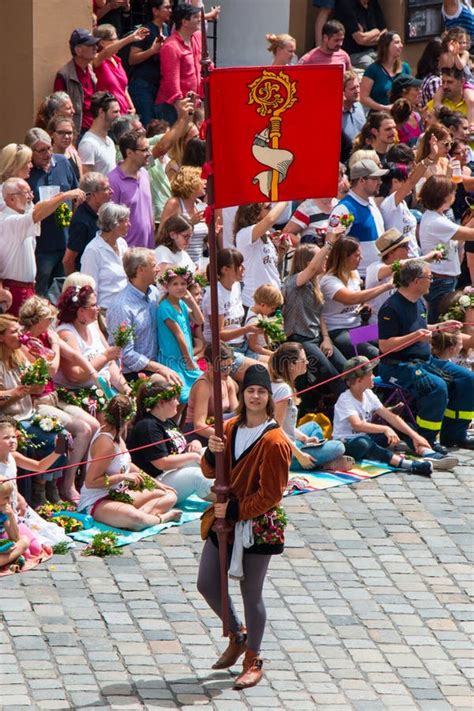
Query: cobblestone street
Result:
<box><xmin>1</xmin><ymin>450</ymin><xmax>472</xmax><ymax>711</ymax></box>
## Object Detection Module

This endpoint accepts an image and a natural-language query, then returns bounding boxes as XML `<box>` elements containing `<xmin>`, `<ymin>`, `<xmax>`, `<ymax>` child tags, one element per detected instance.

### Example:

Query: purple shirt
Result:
<box><xmin>108</xmin><ymin>164</ymin><xmax>155</xmax><ymax>248</ymax></box>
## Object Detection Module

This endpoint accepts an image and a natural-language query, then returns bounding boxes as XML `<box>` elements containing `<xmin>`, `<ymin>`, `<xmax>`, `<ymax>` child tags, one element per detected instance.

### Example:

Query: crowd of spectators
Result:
<box><xmin>0</xmin><ymin>0</ymin><xmax>473</xmax><ymax>555</ymax></box>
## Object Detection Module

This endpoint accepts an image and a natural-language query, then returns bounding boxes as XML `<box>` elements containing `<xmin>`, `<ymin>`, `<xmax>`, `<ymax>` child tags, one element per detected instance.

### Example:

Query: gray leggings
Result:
<box><xmin>197</xmin><ymin>538</ymin><xmax>271</xmax><ymax>653</ymax></box>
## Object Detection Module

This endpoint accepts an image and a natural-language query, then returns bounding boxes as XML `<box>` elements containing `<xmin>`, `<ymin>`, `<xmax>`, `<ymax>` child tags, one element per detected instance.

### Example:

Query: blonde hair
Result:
<box><xmin>62</xmin><ymin>272</ymin><xmax>96</xmax><ymax>292</ymax></box>
<box><xmin>349</xmin><ymin>149</ymin><xmax>381</xmax><ymax>170</ymax></box>
<box><xmin>0</xmin><ymin>476</ymin><xmax>14</xmax><ymax>500</ymax></box>
<box><xmin>253</xmin><ymin>284</ymin><xmax>284</xmax><ymax>309</ymax></box>
<box><xmin>0</xmin><ymin>314</ymin><xmax>26</xmax><ymax>368</ymax></box>
<box><xmin>170</xmin><ymin>166</ymin><xmax>203</xmax><ymax>199</ymax></box>
<box><xmin>18</xmin><ymin>296</ymin><xmax>58</xmax><ymax>329</ymax></box>
<box><xmin>266</xmin><ymin>33</ymin><xmax>295</xmax><ymax>54</ymax></box>
<box><xmin>0</xmin><ymin>143</ymin><xmax>32</xmax><ymax>183</ymax></box>
<box><xmin>415</xmin><ymin>123</ymin><xmax>451</xmax><ymax>162</ymax></box>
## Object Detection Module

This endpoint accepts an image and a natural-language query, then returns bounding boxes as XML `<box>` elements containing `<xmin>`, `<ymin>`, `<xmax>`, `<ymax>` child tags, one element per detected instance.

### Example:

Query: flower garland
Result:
<box><xmin>57</xmin><ymin>385</ymin><xmax>108</xmax><ymax>414</ymax></box>
<box><xmin>256</xmin><ymin>313</ymin><xmax>287</xmax><ymax>348</ymax></box>
<box><xmin>158</xmin><ymin>267</ymin><xmax>195</xmax><ymax>287</ymax></box>
<box><xmin>112</xmin><ymin>321</ymin><xmax>135</xmax><ymax>348</ymax></box>
<box><xmin>440</xmin><ymin>286</ymin><xmax>474</xmax><ymax>322</ymax></box>
<box><xmin>128</xmin><ymin>373</ymin><xmax>150</xmax><ymax>398</ymax></box>
<box><xmin>30</xmin><ymin>414</ymin><xmax>63</xmax><ymax>433</ymax></box>
<box><xmin>143</xmin><ymin>383</ymin><xmax>182</xmax><ymax>412</ymax></box>
<box><xmin>36</xmin><ymin>502</ymin><xmax>84</xmax><ymax>534</ymax></box>
<box><xmin>127</xmin><ymin>473</ymin><xmax>157</xmax><ymax>492</ymax></box>
<box><xmin>20</xmin><ymin>358</ymin><xmax>50</xmax><ymax>386</ymax></box>
<box><xmin>82</xmin><ymin>532</ymin><xmax>122</xmax><ymax>557</ymax></box>
<box><xmin>16</xmin><ymin>426</ymin><xmax>40</xmax><ymax>453</ymax></box>
<box><xmin>193</xmin><ymin>273</ymin><xmax>208</xmax><ymax>288</ymax></box>
<box><xmin>55</xmin><ymin>203</ymin><xmax>72</xmax><ymax>228</ymax></box>
<box><xmin>252</xmin><ymin>505</ymin><xmax>288</xmax><ymax>545</ymax></box>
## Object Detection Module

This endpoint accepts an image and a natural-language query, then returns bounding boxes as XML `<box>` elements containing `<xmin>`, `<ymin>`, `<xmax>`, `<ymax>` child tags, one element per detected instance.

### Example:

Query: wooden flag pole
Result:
<box><xmin>200</xmin><ymin>8</ymin><xmax>231</xmax><ymax>637</ymax></box>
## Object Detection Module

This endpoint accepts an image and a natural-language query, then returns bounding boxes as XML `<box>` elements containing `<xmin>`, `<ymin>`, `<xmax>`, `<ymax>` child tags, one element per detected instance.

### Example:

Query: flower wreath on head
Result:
<box><xmin>158</xmin><ymin>267</ymin><xmax>195</xmax><ymax>288</ymax></box>
<box><xmin>143</xmin><ymin>382</ymin><xmax>182</xmax><ymax>412</ymax></box>
<box><xmin>440</xmin><ymin>286</ymin><xmax>474</xmax><ymax>322</ymax></box>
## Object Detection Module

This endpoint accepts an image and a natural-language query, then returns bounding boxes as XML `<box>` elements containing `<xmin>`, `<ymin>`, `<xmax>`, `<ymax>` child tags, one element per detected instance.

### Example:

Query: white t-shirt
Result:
<box><xmin>333</xmin><ymin>388</ymin><xmax>383</xmax><ymax>440</ymax></box>
<box><xmin>234</xmin><ymin>419</ymin><xmax>276</xmax><ymax>459</ymax></box>
<box><xmin>244</xmin><ymin>309</ymin><xmax>267</xmax><ymax>350</ymax></box>
<box><xmin>271</xmin><ymin>381</ymin><xmax>297</xmax><ymax>440</ymax></box>
<box><xmin>154</xmin><ymin>245</ymin><xmax>196</xmax><ymax>272</ymax></box>
<box><xmin>0</xmin><ymin>207</ymin><xmax>40</xmax><ymax>282</ymax></box>
<box><xmin>202</xmin><ymin>281</ymin><xmax>244</xmax><ymax>346</ymax></box>
<box><xmin>80</xmin><ymin>235</ymin><xmax>128</xmax><ymax>310</ymax></box>
<box><xmin>320</xmin><ymin>273</ymin><xmax>361</xmax><ymax>330</ymax></box>
<box><xmin>78</xmin><ymin>131</ymin><xmax>117</xmax><ymax>175</ymax></box>
<box><xmin>236</xmin><ymin>226</ymin><xmax>281</xmax><ymax>307</ymax></box>
<box><xmin>221</xmin><ymin>205</ymin><xmax>238</xmax><ymax>249</ymax></box>
<box><xmin>365</xmin><ymin>259</ymin><xmax>394</xmax><ymax>321</ymax></box>
<box><xmin>380</xmin><ymin>193</ymin><xmax>420</xmax><ymax>258</ymax></box>
<box><xmin>419</xmin><ymin>210</ymin><xmax>461</xmax><ymax>276</ymax></box>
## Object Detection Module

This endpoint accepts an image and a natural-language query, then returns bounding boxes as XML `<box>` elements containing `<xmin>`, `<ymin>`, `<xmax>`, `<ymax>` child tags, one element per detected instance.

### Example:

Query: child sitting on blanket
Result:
<box><xmin>0</xmin><ymin>477</ymin><xmax>30</xmax><ymax>571</ymax></box>
<box><xmin>333</xmin><ymin>357</ymin><xmax>458</xmax><ymax>475</ymax></box>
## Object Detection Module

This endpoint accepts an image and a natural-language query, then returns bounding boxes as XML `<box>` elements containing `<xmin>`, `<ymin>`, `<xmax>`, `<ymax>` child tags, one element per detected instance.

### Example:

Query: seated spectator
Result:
<box><xmin>25</xmin><ymin>127</ymin><xmax>80</xmax><ymax>297</ymax></box>
<box><xmin>329</xmin><ymin>158</ymin><xmax>388</xmax><ymax>276</ymax></box>
<box><xmin>128</xmin><ymin>0</ymin><xmax>172</xmax><ymax>129</ymax></box>
<box><xmin>78</xmin><ymin>394</ymin><xmax>181</xmax><ymax>528</ymax></box>
<box><xmin>78</xmin><ymin>91</ymin><xmax>120</xmax><ymax>175</ymax></box>
<box><xmin>266</xmin><ymin>33</ymin><xmax>297</xmax><ymax>66</ymax></box>
<box><xmin>282</xmin><ymin>240</ymin><xmax>348</xmax><ymax>399</ymax></box>
<box><xmin>155</xmin><ymin>214</ymin><xmax>196</xmax><ymax>274</ymax></box>
<box><xmin>156</xmin><ymin>267</ymin><xmax>203</xmax><ymax>403</ymax></box>
<box><xmin>127</xmin><ymin>380</ymin><xmax>214</xmax><ymax>502</ymax></box>
<box><xmin>54</xmin><ymin>29</ymin><xmax>100</xmax><ymax>137</ymax></box>
<box><xmin>360</xmin><ymin>32</ymin><xmax>411</xmax><ymax>112</ymax></box>
<box><xmin>47</xmin><ymin>115</ymin><xmax>83</xmax><ymax>180</ymax></box>
<box><xmin>234</xmin><ymin>202</ymin><xmax>288</xmax><ymax>310</ymax></box>
<box><xmin>18</xmin><ymin>296</ymin><xmax>98</xmax><ymax>502</ymax></box>
<box><xmin>0</xmin><ymin>177</ymin><xmax>84</xmax><ymax>315</ymax></box>
<box><xmin>55</xmin><ymin>285</ymin><xmax>127</xmax><ymax>395</ymax></box>
<box><xmin>244</xmin><ymin>284</ymin><xmax>284</xmax><ymax>360</ymax></box>
<box><xmin>0</xmin><ymin>144</ymin><xmax>33</xmax><ymax>211</ymax></box>
<box><xmin>283</xmin><ymin>163</ymin><xmax>349</xmax><ymax>246</ymax></box>
<box><xmin>63</xmin><ymin>172</ymin><xmax>113</xmax><ymax>275</ymax></box>
<box><xmin>0</xmin><ymin>315</ymin><xmax>68</xmax><ymax>507</ymax></box>
<box><xmin>35</xmin><ymin>92</ymin><xmax>76</xmax><ymax>132</ymax></box>
<box><xmin>92</xmin><ymin>25</ymin><xmax>149</xmax><ymax>115</ymax></box>
<box><xmin>417</xmin><ymin>38</ymin><xmax>443</xmax><ymax>107</ymax></box>
<box><xmin>299</xmin><ymin>20</ymin><xmax>351</xmax><ymax>69</ymax></box>
<box><xmin>201</xmin><ymin>248</ymin><xmax>260</xmax><ymax>381</ymax></box>
<box><xmin>106</xmin><ymin>248</ymin><xmax>182</xmax><ymax>383</ymax></box>
<box><xmin>379</xmin><ymin>158</ymin><xmax>434</xmax><ymax>258</ymax></box>
<box><xmin>418</xmin><ymin>175</ymin><xmax>474</xmax><ymax>321</ymax></box>
<box><xmin>353</xmin><ymin>111</ymin><xmax>397</xmax><ymax>166</ymax></box>
<box><xmin>378</xmin><ymin>259</ymin><xmax>474</xmax><ymax>450</ymax></box>
<box><xmin>159</xmin><ymin>166</ymin><xmax>208</xmax><ymax>265</ymax></box>
<box><xmin>342</xmin><ymin>71</ymin><xmax>366</xmax><ymax>145</ymax></box>
<box><xmin>270</xmin><ymin>342</ymin><xmax>349</xmax><ymax>471</ymax></box>
<box><xmin>333</xmin><ymin>356</ymin><xmax>439</xmax><ymax>475</ymax></box>
<box><xmin>334</xmin><ymin>0</ymin><xmax>386</xmax><ymax>69</ymax></box>
<box><xmin>155</xmin><ymin>3</ymin><xmax>203</xmax><ymax>125</ymax></box>
<box><xmin>320</xmin><ymin>236</ymin><xmax>393</xmax><ymax>359</ymax></box>
<box><xmin>80</xmin><ymin>203</ymin><xmax>129</xmax><ymax>311</ymax></box>
<box><xmin>183</xmin><ymin>341</ymin><xmax>238</xmax><ymax>444</ymax></box>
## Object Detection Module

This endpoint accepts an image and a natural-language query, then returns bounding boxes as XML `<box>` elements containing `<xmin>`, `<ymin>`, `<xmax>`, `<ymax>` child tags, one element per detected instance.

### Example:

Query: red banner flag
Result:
<box><xmin>209</xmin><ymin>65</ymin><xmax>343</xmax><ymax>209</ymax></box>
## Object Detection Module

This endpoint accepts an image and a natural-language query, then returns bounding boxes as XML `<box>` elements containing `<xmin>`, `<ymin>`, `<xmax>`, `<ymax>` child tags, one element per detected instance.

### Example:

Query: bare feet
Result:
<box><xmin>323</xmin><ymin>455</ymin><xmax>355</xmax><ymax>472</ymax></box>
<box><xmin>159</xmin><ymin>509</ymin><xmax>183</xmax><ymax>524</ymax></box>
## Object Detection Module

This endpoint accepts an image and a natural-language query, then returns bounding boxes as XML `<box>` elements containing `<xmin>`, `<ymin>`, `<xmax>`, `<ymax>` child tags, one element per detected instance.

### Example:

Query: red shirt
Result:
<box><xmin>54</xmin><ymin>62</ymin><xmax>95</xmax><ymax>130</ymax></box>
<box><xmin>156</xmin><ymin>31</ymin><xmax>202</xmax><ymax>106</ymax></box>
<box><xmin>298</xmin><ymin>47</ymin><xmax>351</xmax><ymax>71</ymax></box>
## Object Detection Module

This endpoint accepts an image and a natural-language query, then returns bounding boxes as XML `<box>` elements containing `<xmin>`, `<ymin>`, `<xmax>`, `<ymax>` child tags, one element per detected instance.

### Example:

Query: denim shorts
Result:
<box><xmin>231</xmin><ymin>350</ymin><xmax>246</xmax><ymax>375</ymax></box>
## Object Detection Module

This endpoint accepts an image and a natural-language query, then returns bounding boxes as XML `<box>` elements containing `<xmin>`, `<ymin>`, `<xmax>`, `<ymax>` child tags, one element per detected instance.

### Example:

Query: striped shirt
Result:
<box><xmin>443</xmin><ymin>2</ymin><xmax>474</xmax><ymax>43</ymax></box>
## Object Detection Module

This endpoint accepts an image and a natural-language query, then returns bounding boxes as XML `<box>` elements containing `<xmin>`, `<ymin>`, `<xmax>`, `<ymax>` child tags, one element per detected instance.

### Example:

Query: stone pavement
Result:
<box><xmin>1</xmin><ymin>449</ymin><xmax>472</xmax><ymax>711</ymax></box>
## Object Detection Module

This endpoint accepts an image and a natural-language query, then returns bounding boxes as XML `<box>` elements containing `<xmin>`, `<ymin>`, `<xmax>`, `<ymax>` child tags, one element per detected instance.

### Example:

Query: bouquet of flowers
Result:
<box><xmin>112</xmin><ymin>321</ymin><xmax>135</xmax><ymax>348</ymax></box>
<box><xmin>391</xmin><ymin>260</ymin><xmax>402</xmax><ymax>288</ymax></box>
<box><xmin>82</xmin><ymin>531</ymin><xmax>122</xmax><ymax>557</ymax></box>
<box><xmin>127</xmin><ymin>473</ymin><xmax>157</xmax><ymax>492</ymax></box>
<box><xmin>252</xmin><ymin>506</ymin><xmax>288</xmax><ymax>546</ymax></box>
<box><xmin>37</xmin><ymin>501</ymin><xmax>78</xmax><ymax>519</ymax></box>
<box><xmin>434</xmin><ymin>243</ymin><xmax>448</xmax><ymax>260</ymax></box>
<box><xmin>256</xmin><ymin>313</ymin><xmax>286</xmax><ymax>348</ymax></box>
<box><xmin>20</xmin><ymin>358</ymin><xmax>50</xmax><ymax>386</ymax></box>
<box><xmin>15</xmin><ymin>426</ymin><xmax>40</xmax><ymax>453</ymax></box>
<box><xmin>30</xmin><ymin>413</ymin><xmax>63</xmax><ymax>433</ymax></box>
<box><xmin>55</xmin><ymin>203</ymin><xmax>72</xmax><ymax>228</ymax></box>
<box><xmin>51</xmin><ymin>515</ymin><xmax>84</xmax><ymax>534</ymax></box>
<box><xmin>329</xmin><ymin>213</ymin><xmax>354</xmax><ymax>230</ymax></box>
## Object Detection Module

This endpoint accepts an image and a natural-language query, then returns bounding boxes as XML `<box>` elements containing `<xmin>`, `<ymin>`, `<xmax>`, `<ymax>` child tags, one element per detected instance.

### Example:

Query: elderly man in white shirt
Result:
<box><xmin>80</xmin><ymin>202</ymin><xmax>129</xmax><ymax>311</ymax></box>
<box><xmin>0</xmin><ymin>177</ymin><xmax>84</xmax><ymax>315</ymax></box>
